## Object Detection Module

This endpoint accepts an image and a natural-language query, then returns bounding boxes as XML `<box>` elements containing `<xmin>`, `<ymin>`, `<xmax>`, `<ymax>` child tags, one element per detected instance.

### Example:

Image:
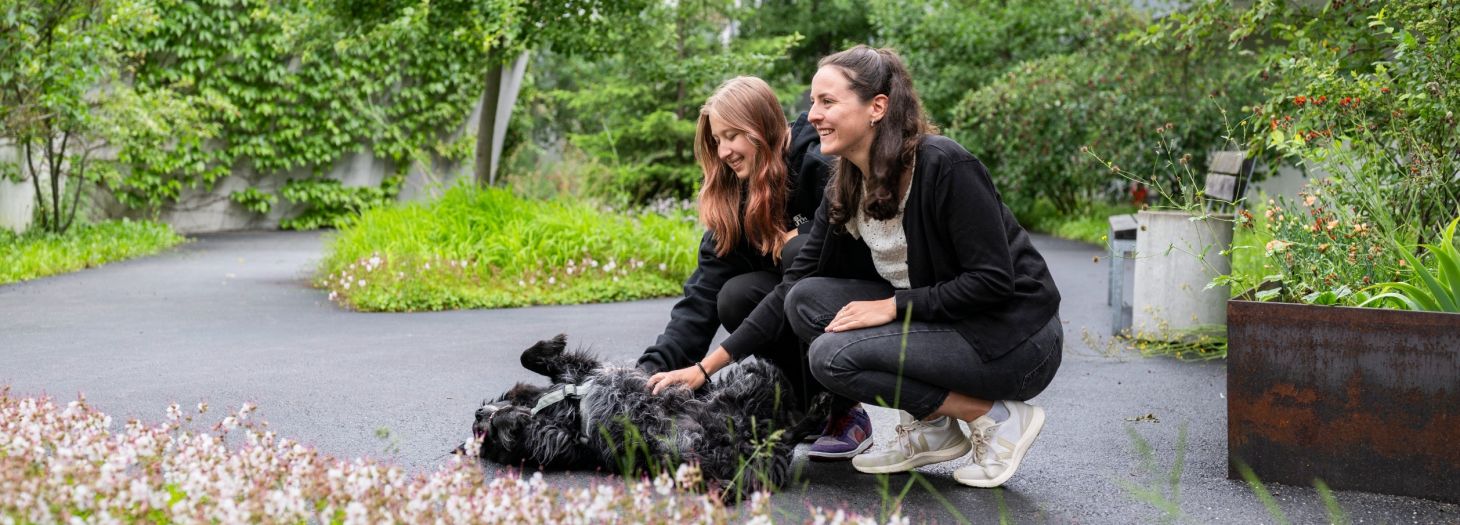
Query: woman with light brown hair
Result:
<box><xmin>720</xmin><ymin>46</ymin><xmax>1065</xmax><ymax>487</ymax></box>
<box><xmin>640</xmin><ymin>77</ymin><xmax>873</xmax><ymax>458</ymax></box>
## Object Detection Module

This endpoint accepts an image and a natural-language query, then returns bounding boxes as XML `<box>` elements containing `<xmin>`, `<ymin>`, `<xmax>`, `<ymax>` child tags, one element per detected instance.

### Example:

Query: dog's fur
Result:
<box><xmin>469</xmin><ymin>334</ymin><xmax>831</xmax><ymax>496</ymax></box>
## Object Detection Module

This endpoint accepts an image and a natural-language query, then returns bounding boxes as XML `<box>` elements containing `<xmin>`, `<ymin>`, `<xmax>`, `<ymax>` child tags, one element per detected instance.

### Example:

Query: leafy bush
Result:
<box><xmin>502</xmin><ymin>1</ymin><xmax>798</xmax><ymax>207</ymax></box>
<box><xmin>278</xmin><ymin>176</ymin><xmax>402</xmax><ymax>231</ymax></box>
<box><xmin>950</xmin><ymin>5</ymin><xmax>1262</xmax><ymax>217</ymax></box>
<box><xmin>872</xmin><ymin>0</ymin><xmax>1125</xmax><ymax>126</ymax></box>
<box><xmin>1016</xmin><ymin>198</ymin><xmax>1137</xmax><ymax>246</ymax></box>
<box><xmin>1173</xmin><ymin>0</ymin><xmax>1460</xmax><ymax>301</ymax></box>
<box><xmin>318</xmin><ymin>184</ymin><xmax>699</xmax><ymax>311</ymax></box>
<box><xmin>1362</xmin><ymin>218</ymin><xmax>1460</xmax><ymax>313</ymax></box>
<box><xmin>0</xmin><ymin>220</ymin><xmax>186</xmax><ymax>285</ymax></box>
<box><xmin>1230</xmin><ymin>180</ymin><xmax>1398</xmax><ymax>305</ymax></box>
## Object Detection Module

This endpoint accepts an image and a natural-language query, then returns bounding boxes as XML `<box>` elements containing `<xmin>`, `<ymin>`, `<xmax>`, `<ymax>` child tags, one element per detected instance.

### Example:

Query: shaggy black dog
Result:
<box><xmin>468</xmin><ymin>334</ymin><xmax>831</xmax><ymax>497</ymax></box>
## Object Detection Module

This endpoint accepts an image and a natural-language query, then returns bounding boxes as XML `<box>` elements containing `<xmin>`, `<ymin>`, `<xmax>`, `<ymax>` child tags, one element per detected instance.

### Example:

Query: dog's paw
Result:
<box><xmin>521</xmin><ymin>334</ymin><xmax>569</xmax><ymax>377</ymax></box>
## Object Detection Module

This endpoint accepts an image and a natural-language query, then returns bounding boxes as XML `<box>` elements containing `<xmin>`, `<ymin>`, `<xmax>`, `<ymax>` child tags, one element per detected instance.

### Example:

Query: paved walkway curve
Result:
<box><xmin>3</xmin><ymin>231</ymin><xmax>1452</xmax><ymax>523</ymax></box>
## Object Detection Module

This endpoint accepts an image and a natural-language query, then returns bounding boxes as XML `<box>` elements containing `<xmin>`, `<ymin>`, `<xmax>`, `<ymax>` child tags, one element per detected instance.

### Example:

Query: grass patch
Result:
<box><xmin>1016</xmin><ymin>198</ymin><xmax>1139</xmax><ymax>246</ymax></box>
<box><xmin>319</xmin><ymin>184</ymin><xmax>700</xmax><ymax>311</ymax></box>
<box><xmin>0</xmin><ymin>219</ymin><xmax>186</xmax><ymax>285</ymax></box>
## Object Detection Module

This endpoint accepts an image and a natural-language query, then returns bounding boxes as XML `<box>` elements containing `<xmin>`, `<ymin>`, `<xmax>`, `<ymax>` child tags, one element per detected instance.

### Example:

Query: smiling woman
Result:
<box><xmin>716</xmin><ymin>45</ymin><xmax>1065</xmax><ymax>488</ymax></box>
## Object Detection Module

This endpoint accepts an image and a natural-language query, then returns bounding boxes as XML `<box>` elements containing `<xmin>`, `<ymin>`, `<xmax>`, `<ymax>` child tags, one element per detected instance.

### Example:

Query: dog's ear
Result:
<box><xmin>521</xmin><ymin>334</ymin><xmax>569</xmax><ymax>378</ymax></box>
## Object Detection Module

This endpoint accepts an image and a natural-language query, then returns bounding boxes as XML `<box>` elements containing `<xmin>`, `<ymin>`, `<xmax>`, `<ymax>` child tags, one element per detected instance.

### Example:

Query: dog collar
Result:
<box><xmin>529</xmin><ymin>379</ymin><xmax>598</xmax><ymax>444</ymax></box>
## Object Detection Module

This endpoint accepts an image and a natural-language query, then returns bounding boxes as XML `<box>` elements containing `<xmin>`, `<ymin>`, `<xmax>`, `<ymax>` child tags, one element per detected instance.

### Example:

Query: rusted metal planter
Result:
<box><xmin>1227</xmin><ymin>300</ymin><xmax>1460</xmax><ymax>503</ymax></box>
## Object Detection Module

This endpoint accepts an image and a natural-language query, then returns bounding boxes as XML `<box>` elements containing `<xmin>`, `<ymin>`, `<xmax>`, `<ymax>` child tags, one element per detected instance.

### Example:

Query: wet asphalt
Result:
<box><xmin>2</xmin><ymin>230</ymin><xmax>1455</xmax><ymax>524</ymax></box>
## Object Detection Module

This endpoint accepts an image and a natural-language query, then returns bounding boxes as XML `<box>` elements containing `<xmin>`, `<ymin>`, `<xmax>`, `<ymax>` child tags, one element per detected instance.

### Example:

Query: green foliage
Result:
<box><xmin>229</xmin><ymin>187</ymin><xmax>277</xmax><ymax>215</ymax></box>
<box><xmin>0</xmin><ymin>219</ymin><xmax>185</xmax><ymax>284</ymax></box>
<box><xmin>1231</xmin><ymin>180</ymin><xmax>1398</xmax><ymax>305</ymax></box>
<box><xmin>0</xmin><ymin>0</ymin><xmax>210</xmax><ymax>233</ymax></box>
<box><xmin>114</xmin><ymin>0</ymin><xmax>494</xmax><ymax>210</ymax></box>
<box><xmin>1015</xmin><ymin>198</ymin><xmax>1137</xmax><ymax>246</ymax></box>
<box><xmin>33</xmin><ymin>0</ymin><xmax>644</xmax><ymax>222</ymax></box>
<box><xmin>951</xmin><ymin>5</ymin><xmax>1263</xmax><ymax>216</ymax></box>
<box><xmin>872</xmin><ymin>0</ymin><xmax>1126</xmax><ymax>126</ymax></box>
<box><xmin>1361</xmin><ymin>218</ymin><xmax>1460</xmax><ymax>312</ymax></box>
<box><xmin>505</xmin><ymin>0</ymin><xmax>799</xmax><ymax>206</ymax></box>
<box><xmin>278</xmin><ymin>176</ymin><xmax>402</xmax><ymax>231</ymax></box>
<box><xmin>1173</xmin><ymin>0</ymin><xmax>1460</xmax><ymax>300</ymax></box>
<box><xmin>738</xmin><ymin>0</ymin><xmax>872</xmax><ymax>90</ymax></box>
<box><xmin>318</xmin><ymin>184</ymin><xmax>698</xmax><ymax>311</ymax></box>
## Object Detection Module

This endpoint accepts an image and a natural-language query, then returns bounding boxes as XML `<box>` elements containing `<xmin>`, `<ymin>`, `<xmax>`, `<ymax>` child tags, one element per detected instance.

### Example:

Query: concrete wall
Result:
<box><xmin>0</xmin><ymin>142</ymin><xmax>33</xmax><ymax>233</ymax></box>
<box><xmin>0</xmin><ymin>98</ymin><xmax>483</xmax><ymax>235</ymax></box>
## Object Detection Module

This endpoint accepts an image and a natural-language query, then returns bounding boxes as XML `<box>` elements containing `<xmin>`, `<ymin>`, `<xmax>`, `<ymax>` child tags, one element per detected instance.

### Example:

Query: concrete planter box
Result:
<box><xmin>1132</xmin><ymin>210</ymin><xmax>1232</xmax><ymax>334</ymax></box>
<box><xmin>1227</xmin><ymin>300</ymin><xmax>1460</xmax><ymax>503</ymax></box>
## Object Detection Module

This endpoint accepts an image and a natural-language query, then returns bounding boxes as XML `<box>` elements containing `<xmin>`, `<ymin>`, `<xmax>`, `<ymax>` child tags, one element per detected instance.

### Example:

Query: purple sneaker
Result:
<box><xmin>807</xmin><ymin>405</ymin><xmax>873</xmax><ymax>460</ymax></box>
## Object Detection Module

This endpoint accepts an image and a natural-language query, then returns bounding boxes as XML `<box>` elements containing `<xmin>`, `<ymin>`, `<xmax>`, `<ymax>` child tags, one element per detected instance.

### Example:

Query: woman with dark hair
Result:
<box><xmin>717</xmin><ymin>46</ymin><xmax>1064</xmax><ymax>488</ymax></box>
<box><xmin>639</xmin><ymin>77</ymin><xmax>870</xmax><ymax>459</ymax></box>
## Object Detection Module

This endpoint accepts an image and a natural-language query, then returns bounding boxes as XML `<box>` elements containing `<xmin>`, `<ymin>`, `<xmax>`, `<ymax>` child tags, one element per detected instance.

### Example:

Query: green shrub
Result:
<box><xmin>1015</xmin><ymin>198</ymin><xmax>1137</xmax><ymax>247</ymax></box>
<box><xmin>871</xmin><ymin>0</ymin><xmax>1124</xmax><ymax>126</ymax></box>
<box><xmin>1172</xmin><ymin>0</ymin><xmax>1460</xmax><ymax>301</ymax></box>
<box><xmin>319</xmin><ymin>184</ymin><xmax>700</xmax><ymax>311</ymax></box>
<box><xmin>279</xmin><ymin>176</ymin><xmax>402</xmax><ymax>231</ymax></box>
<box><xmin>0</xmin><ymin>220</ymin><xmax>186</xmax><ymax>285</ymax></box>
<box><xmin>950</xmin><ymin>5</ymin><xmax>1261</xmax><ymax>217</ymax></box>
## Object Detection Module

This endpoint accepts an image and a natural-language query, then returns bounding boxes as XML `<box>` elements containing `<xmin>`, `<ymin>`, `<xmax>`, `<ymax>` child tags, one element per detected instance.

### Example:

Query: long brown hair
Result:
<box><xmin>695</xmin><ymin>76</ymin><xmax>790</xmax><ymax>261</ymax></box>
<box><xmin>818</xmin><ymin>45</ymin><xmax>936</xmax><ymax>226</ymax></box>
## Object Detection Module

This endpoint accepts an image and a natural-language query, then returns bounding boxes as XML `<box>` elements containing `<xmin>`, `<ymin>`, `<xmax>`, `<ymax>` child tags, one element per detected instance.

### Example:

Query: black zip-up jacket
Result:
<box><xmin>636</xmin><ymin>113</ymin><xmax>832</xmax><ymax>374</ymax></box>
<box><xmin>721</xmin><ymin>135</ymin><xmax>1061</xmax><ymax>363</ymax></box>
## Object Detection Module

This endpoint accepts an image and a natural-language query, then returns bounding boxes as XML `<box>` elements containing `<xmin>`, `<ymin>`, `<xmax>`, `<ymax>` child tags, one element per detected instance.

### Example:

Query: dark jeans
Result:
<box><xmin>785</xmin><ymin>277</ymin><xmax>1063</xmax><ymax>420</ymax></box>
<box><xmin>717</xmin><ymin>234</ymin><xmax>821</xmax><ymax>404</ymax></box>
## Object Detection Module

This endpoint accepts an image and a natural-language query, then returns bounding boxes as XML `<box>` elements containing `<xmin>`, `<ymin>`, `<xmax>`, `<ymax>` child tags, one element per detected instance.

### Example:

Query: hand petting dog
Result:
<box><xmin>647</xmin><ymin>366</ymin><xmax>706</xmax><ymax>394</ymax></box>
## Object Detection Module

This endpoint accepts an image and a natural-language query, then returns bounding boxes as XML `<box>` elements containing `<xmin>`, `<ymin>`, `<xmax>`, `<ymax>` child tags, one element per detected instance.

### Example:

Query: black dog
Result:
<box><xmin>468</xmin><ymin>334</ymin><xmax>830</xmax><ymax>497</ymax></box>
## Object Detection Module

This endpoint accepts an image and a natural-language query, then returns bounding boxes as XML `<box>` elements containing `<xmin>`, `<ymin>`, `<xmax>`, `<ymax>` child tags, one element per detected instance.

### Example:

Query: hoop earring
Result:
<box><xmin>869</xmin><ymin>120</ymin><xmax>876</xmax><ymax>128</ymax></box>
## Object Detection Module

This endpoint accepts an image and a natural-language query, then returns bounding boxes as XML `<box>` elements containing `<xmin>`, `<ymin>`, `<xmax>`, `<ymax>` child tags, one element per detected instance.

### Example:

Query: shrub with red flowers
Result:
<box><xmin>1167</xmin><ymin>0</ymin><xmax>1459</xmax><ymax>305</ymax></box>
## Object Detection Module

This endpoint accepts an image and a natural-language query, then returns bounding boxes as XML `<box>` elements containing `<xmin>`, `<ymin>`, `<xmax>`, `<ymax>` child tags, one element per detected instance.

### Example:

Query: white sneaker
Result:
<box><xmin>954</xmin><ymin>400</ymin><xmax>1046</xmax><ymax>488</ymax></box>
<box><xmin>851</xmin><ymin>416</ymin><xmax>971</xmax><ymax>474</ymax></box>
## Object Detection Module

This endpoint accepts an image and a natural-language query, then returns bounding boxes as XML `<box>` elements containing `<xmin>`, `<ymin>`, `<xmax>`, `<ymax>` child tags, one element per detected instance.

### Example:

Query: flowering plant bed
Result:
<box><xmin>0</xmin><ymin>388</ymin><xmax>897</xmax><ymax>524</ymax></box>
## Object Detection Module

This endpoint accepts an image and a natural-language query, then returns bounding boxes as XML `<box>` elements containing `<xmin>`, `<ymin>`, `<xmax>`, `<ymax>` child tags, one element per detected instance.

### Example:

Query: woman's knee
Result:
<box><xmin>805</xmin><ymin>336</ymin><xmax>839</xmax><ymax>389</ymax></box>
<box><xmin>784</xmin><ymin>278</ymin><xmax>836</xmax><ymax>341</ymax></box>
<box><xmin>718</xmin><ymin>272</ymin><xmax>776</xmax><ymax>332</ymax></box>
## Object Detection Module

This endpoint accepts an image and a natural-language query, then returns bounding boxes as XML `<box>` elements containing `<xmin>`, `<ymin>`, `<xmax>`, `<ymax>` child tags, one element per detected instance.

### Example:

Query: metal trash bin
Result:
<box><xmin>1107</xmin><ymin>214</ymin><xmax>1138</xmax><ymax>335</ymax></box>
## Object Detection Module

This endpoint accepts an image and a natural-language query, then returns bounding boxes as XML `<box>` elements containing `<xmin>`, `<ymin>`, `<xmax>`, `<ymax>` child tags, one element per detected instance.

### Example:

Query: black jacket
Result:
<box><xmin>636</xmin><ymin>113</ymin><xmax>832</xmax><ymax>373</ymax></box>
<box><xmin>721</xmin><ymin>135</ymin><xmax>1061</xmax><ymax>363</ymax></box>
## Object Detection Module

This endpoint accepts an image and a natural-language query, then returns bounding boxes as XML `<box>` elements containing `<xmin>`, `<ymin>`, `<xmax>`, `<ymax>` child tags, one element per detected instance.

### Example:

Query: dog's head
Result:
<box><xmin>463</xmin><ymin>335</ymin><xmax>602</xmax><ymax>466</ymax></box>
<box><xmin>470</xmin><ymin>395</ymin><xmax>537</xmax><ymax>465</ymax></box>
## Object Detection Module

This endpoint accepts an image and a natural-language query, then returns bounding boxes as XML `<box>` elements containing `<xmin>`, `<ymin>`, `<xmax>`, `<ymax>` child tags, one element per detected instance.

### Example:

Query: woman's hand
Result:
<box><xmin>826</xmin><ymin>297</ymin><xmax>897</xmax><ymax>333</ymax></box>
<box><xmin>648</xmin><ymin>365</ymin><xmax>708</xmax><ymax>395</ymax></box>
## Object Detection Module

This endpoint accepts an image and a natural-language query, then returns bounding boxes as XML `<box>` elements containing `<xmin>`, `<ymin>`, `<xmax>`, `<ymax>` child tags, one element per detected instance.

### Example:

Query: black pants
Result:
<box><xmin>717</xmin><ymin>235</ymin><xmax>822</xmax><ymax>405</ymax></box>
<box><xmin>784</xmin><ymin>277</ymin><xmax>1063</xmax><ymax>419</ymax></box>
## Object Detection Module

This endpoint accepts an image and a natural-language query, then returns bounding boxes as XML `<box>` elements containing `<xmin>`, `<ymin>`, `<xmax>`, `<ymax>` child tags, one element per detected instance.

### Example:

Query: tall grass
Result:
<box><xmin>0</xmin><ymin>219</ymin><xmax>185</xmax><ymax>285</ymax></box>
<box><xmin>318</xmin><ymin>184</ymin><xmax>700</xmax><ymax>311</ymax></box>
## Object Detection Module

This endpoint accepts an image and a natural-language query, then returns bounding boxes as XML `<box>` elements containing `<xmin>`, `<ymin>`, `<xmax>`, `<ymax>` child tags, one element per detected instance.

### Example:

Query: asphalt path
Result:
<box><xmin>3</xmin><ymin>230</ymin><xmax>1454</xmax><ymax>523</ymax></box>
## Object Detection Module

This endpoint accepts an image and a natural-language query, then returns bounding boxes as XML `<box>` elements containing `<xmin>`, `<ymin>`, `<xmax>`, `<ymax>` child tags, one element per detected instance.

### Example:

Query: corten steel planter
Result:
<box><xmin>1227</xmin><ymin>300</ymin><xmax>1460</xmax><ymax>503</ymax></box>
